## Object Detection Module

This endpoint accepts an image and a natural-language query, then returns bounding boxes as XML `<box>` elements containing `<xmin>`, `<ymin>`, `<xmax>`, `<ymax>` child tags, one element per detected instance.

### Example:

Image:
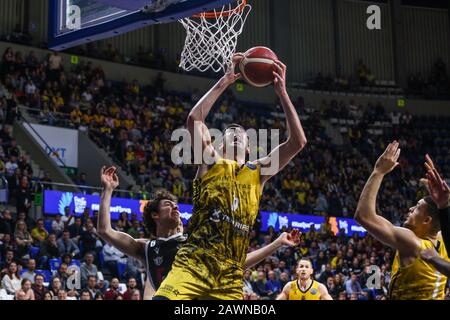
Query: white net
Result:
<box><xmin>178</xmin><ymin>0</ymin><xmax>251</xmax><ymax>74</ymax></box>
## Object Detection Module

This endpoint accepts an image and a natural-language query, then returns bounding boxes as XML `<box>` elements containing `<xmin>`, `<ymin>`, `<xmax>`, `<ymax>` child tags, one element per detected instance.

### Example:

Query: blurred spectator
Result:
<box><xmin>265</xmin><ymin>270</ymin><xmax>282</xmax><ymax>299</ymax></box>
<box><xmin>104</xmin><ymin>277</ymin><xmax>121</xmax><ymax>300</ymax></box>
<box><xmin>345</xmin><ymin>273</ymin><xmax>362</xmax><ymax>298</ymax></box>
<box><xmin>14</xmin><ymin>219</ymin><xmax>33</xmax><ymax>262</ymax></box>
<box><xmin>21</xmin><ymin>259</ymin><xmax>37</xmax><ymax>283</ymax></box>
<box><xmin>122</xmin><ymin>277</ymin><xmax>139</xmax><ymax>300</ymax></box>
<box><xmin>48</xmin><ymin>276</ymin><xmax>62</xmax><ymax>297</ymax></box>
<box><xmin>252</xmin><ymin>271</ymin><xmax>269</xmax><ymax>299</ymax></box>
<box><xmin>31</xmin><ymin>219</ymin><xmax>48</xmax><ymax>246</ymax></box>
<box><xmin>1</xmin><ymin>262</ymin><xmax>21</xmax><ymax>294</ymax></box>
<box><xmin>15</xmin><ymin>278</ymin><xmax>35</xmax><ymax>300</ymax></box>
<box><xmin>57</xmin><ymin>229</ymin><xmax>80</xmax><ymax>258</ymax></box>
<box><xmin>67</xmin><ymin>217</ymin><xmax>83</xmax><ymax>243</ymax></box>
<box><xmin>38</xmin><ymin>233</ymin><xmax>59</xmax><ymax>269</ymax></box>
<box><xmin>80</xmin><ymin>253</ymin><xmax>98</xmax><ymax>288</ymax></box>
<box><xmin>80</xmin><ymin>289</ymin><xmax>93</xmax><ymax>300</ymax></box>
<box><xmin>84</xmin><ymin>275</ymin><xmax>99</xmax><ymax>298</ymax></box>
<box><xmin>0</xmin><ymin>209</ymin><xmax>13</xmax><ymax>236</ymax></box>
<box><xmin>52</xmin><ymin>214</ymin><xmax>65</xmax><ymax>237</ymax></box>
<box><xmin>32</xmin><ymin>274</ymin><xmax>48</xmax><ymax>300</ymax></box>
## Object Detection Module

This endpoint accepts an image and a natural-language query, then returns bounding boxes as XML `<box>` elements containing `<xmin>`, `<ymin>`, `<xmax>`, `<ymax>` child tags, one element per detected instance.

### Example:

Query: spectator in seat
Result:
<box><xmin>61</xmin><ymin>206</ymin><xmax>75</xmax><ymax>226</ymax></box>
<box><xmin>80</xmin><ymin>289</ymin><xmax>92</xmax><ymax>300</ymax></box>
<box><xmin>124</xmin><ymin>256</ymin><xmax>145</xmax><ymax>288</ymax></box>
<box><xmin>0</xmin><ymin>209</ymin><xmax>13</xmax><ymax>236</ymax></box>
<box><xmin>21</xmin><ymin>259</ymin><xmax>37</xmax><ymax>283</ymax></box>
<box><xmin>81</xmin><ymin>222</ymin><xmax>101</xmax><ymax>256</ymax></box>
<box><xmin>57</xmin><ymin>229</ymin><xmax>80</xmax><ymax>258</ymax></box>
<box><xmin>104</xmin><ymin>277</ymin><xmax>121</xmax><ymax>300</ymax></box>
<box><xmin>32</xmin><ymin>274</ymin><xmax>48</xmax><ymax>300</ymax></box>
<box><xmin>14</xmin><ymin>219</ymin><xmax>33</xmax><ymax>262</ymax></box>
<box><xmin>1</xmin><ymin>262</ymin><xmax>22</xmax><ymax>294</ymax></box>
<box><xmin>85</xmin><ymin>275</ymin><xmax>99</xmax><ymax>298</ymax></box>
<box><xmin>279</xmin><ymin>272</ymin><xmax>290</xmax><ymax>289</ymax></box>
<box><xmin>38</xmin><ymin>233</ymin><xmax>59</xmax><ymax>269</ymax></box>
<box><xmin>80</xmin><ymin>253</ymin><xmax>98</xmax><ymax>288</ymax></box>
<box><xmin>95</xmin><ymin>292</ymin><xmax>104</xmax><ymax>300</ymax></box>
<box><xmin>0</xmin><ymin>249</ymin><xmax>16</xmax><ymax>271</ymax></box>
<box><xmin>102</xmin><ymin>242</ymin><xmax>126</xmax><ymax>278</ymax></box>
<box><xmin>57</xmin><ymin>289</ymin><xmax>68</xmax><ymax>301</ymax></box>
<box><xmin>56</xmin><ymin>263</ymin><xmax>70</xmax><ymax>290</ymax></box>
<box><xmin>43</xmin><ymin>292</ymin><xmax>53</xmax><ymax>300</ymax></box>
<box><xmin>318</xmin><ymin>263</ymin><xmax>334</xmax><ymax>284</ymax></box>
<box><xmin>252</xmin><ymin>271</ymin><xmax>270</xmax><ymax>300</ymax></box>
<box><xmin>15</xmin><ymin>278</ymin><xmax>35</xmax><ymax>300</ymax></box>
<box><xmin>243</xmin><ymin>270</ymin><xmax>254</xmax><ymax>297</ymax></box>
<box><xmin>31</xmin><ymin>219</ymin><xmax>49</xmax><ymax>246</ymax></box>
<box><xmin>122</xmin><ymin>277</ymin><xmax>139</xmax><ymax>300</ymax></box>
<box><xmin>130</xmin><ymin>289</ymin><xmax>141</xmax><ymax>300</ymax></box>
<box><xmin>52</xmin><ymin>214</ymin><xmax>65</xmax><ymax>237</ymax></box>
<box><xmin>265</xmin><ymin>270</ymin><xmax>282</xmax><ymax>299</ymax></box>
<box><xmin>67</xmin><ymin>217</ymin><xmax>83</xmax><ymax>244</ymax></box>
<box><xmin>48</xmin><ymin>277</ymin><xmax>62</xmax><ymax>298</ymax></box>
<box><xmin>14</xmin><ymin>212</ymin><xmax>35</xmax><ymax>231</ymax></box>
<box><xmin>345</xmin><ymin>273</ymin><xmax>362</xmax><ymax>298</ymax></box>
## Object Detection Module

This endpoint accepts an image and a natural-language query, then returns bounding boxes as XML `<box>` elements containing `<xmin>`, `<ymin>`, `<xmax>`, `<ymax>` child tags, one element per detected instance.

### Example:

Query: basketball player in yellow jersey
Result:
<box><xmin>355</xmin><ymin>142</ymin><xmax>450</xmax><ymax>299</ymax></box>
<box><xmin>154</xmin><ymin>54</ymin><xmax>307</xmax><ymax>300</ymax></box>
<box><xmin>277</xmin><ymin>259</ymin><xmax>332</xmax><ymax>300</ymax></box>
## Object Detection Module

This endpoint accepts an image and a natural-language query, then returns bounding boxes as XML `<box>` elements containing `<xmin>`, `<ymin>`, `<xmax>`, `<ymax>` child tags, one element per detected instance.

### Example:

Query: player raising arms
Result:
<box><xmin>154</xmin><ymin>54</ymin><xmax>307</xmax><ymax>300</ymax></box>
<box><xmin>277</xmin><ymin>258</ymin><xmax>332</xmax><ymax>300</ymax></box>
<box><xmin>97</xmin><ymin>167</ymin><xmax>302</xmax><ymax>300</ymax></box>
<box><xmin>420</xmin><ymin>155</ymin><xmax>450</xmax><ymax>277</ymax></box>
<box><xmin>355</xmin><ymin>142</ymin><xmax>449</xmax><ymax>299</ymax></box>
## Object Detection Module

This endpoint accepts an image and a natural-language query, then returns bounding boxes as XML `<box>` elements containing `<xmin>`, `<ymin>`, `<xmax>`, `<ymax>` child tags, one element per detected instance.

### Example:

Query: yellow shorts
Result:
<box><xmin>154</xmin><ymin>250</ymin><xmax>244</xmax><ymax>300</ymax></box>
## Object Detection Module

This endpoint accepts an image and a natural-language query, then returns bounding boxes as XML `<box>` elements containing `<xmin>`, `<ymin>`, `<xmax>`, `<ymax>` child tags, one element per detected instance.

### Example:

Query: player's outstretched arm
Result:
<box><xmin>276</xmin><ymin>283</ymin><xmax>290</xmax><ymax>300</ymax></box>
<box><xmin>318</xmin><ymin>283</ymin><xmax>333</xmax><ymax>300</ymax></box>
<box><xmin>424</xmin><ymin>154</ymin><xmax>450</xmax><ymax>250</ymax></box>
<box><xmin>354</xmin><ymin>142</ymin><xmax>420</xmax><ymax>255</ymax></box>
<box><xmin>97</xmin><ymin>166</ymin><xmax>146</xmax><ymax>262</ymax></box>
<box><xmin>186</xmin><ymin>54</ymin><xmax>244</xmax><ymax>167</ymax></box>
<box><xmin>243</xmin><ymin>230</ymin><xmax>300</xmax><ymax>269</ymax></box>
<box><xmin>257</xmin><ymin>60</ymin><xmax>307</xmax><ymax>186</ymax></box>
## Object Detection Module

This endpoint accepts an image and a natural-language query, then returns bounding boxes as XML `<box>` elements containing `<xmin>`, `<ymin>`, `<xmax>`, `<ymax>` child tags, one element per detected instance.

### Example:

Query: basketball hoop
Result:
<box><xmin>179</xmin><ymin>0</ymin><xmax>251</xmax><ymax>74</ymax></box>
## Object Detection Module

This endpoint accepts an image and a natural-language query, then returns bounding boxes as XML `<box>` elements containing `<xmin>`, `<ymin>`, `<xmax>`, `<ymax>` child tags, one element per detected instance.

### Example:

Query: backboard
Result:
<box><xmin>48</xmin><ymin>0</ymin><xmax>234</xmax><ymax>51</ymax></box>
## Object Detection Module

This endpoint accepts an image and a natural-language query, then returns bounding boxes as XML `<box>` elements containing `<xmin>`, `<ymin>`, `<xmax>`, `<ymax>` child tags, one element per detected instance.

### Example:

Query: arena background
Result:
<box><xmin>0</xmin><ymin>0</ymin><xmax>449</xmax><ymax>301</ymax></box>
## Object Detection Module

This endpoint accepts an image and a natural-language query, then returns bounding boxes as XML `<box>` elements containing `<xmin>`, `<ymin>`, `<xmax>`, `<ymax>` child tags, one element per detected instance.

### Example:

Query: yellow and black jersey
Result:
<box><xmin>389</xmin><ymin>237</ymin><xmax>449</xmax><ymax>300</ymax></box>
<box><xmin>288</xmin><ymin>280</ymin><xmax>321</xmax><ymax>300</ymax></box>
<box><xmin>178</xmin><ymin>158</ymin><xmax>261</xmax><ymax>266</ymax></box>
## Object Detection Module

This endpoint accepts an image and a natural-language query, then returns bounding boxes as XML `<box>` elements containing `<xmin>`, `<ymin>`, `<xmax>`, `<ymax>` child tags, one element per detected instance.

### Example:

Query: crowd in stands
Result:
<box><xmin>407</xmin><ymin>58</ymin><xmax>450</xmax><ymax>99</ymax></box>
<box><xmin>1</xmin><ymin>45</ymin><xmax>450</xmax><ymax>300</ymax></box>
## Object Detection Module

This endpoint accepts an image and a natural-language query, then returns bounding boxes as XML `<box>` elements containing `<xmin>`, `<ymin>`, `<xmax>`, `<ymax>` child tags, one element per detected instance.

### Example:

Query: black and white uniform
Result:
<box><xmin>145</xmin><ymin>233</ymin><xmax>187</xmax><ymax>290</ymax></box>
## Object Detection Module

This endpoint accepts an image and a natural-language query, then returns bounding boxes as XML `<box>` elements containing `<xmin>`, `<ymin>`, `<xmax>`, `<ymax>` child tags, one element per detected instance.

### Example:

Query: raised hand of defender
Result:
<box><xmin>221</xmin><ymin>53</ymin><xmax>244</xmax><ymax>86</ymax></box>
<box><xmin>277</xmin><ymin>229</ymin><xmax>301</xmax><ymax>247</ymax></box>
<box><xmin>424</xmin><ymin>154</ymin><xmax>450</xmax><ymax>209</ymax></box>
<box><xmin>101</xmin><ymin>166</ymin><xmax>119</xmax><ymax>191</ymax></box>
<box><xmin>273</xmin><ymin>60</ymin><xmax>287</xmax><ymax>96</ymax></box>
<box><xmin>374</xmin><ymin>141</ymin><xmax>401</xmax><ymax>175</ymax></box>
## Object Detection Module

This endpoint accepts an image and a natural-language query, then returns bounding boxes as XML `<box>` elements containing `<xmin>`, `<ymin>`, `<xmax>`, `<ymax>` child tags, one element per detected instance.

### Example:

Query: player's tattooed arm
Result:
<box><xmin>355</xmin><ymin>142</ymin><xmax>421</xmax><ymax>255</ymax></box>
<box><xmin>421</xmin><ymin>248</ymin><xmax>450</xmax><ymax>277</ymax></box>
<box><xmin>423</xmin><ymin>154</ymin><xmax>450</xmax><ymax>250</ymax></box>
<box><xmin>257</xmin><ymin>60</ymin><xmax>307</xmax><ymax>186</ymax></box>
<box><xmin>244</xmin><ymin>230</ymin><xmax>301</xmax><ymax>269</ymax></box>
<box><xmin>97</xmin><ymin>166</ymin><xmax>146</xmax><ymax>262</ymax></box>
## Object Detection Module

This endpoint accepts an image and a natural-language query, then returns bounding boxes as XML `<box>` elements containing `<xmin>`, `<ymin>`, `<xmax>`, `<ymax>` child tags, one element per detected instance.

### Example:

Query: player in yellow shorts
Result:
<box><xmin>355</xmin><ymin>145</ymin><xmax>449</xmax><ymax>299</ymax></box>
<box><xmin>277</xmin><ymin>259</ymin><xmax>332</xmax><ymax>300</ymax></box>
<box><xmin>154</xmin><ymin>54</ymin><xmax>307</xmax><ymax>300</ymax></box>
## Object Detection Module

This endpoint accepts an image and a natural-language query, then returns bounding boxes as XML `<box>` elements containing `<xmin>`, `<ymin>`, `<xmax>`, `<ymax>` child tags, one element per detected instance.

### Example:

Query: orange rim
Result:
<box><xmin>192</xmin><ymin>0</ymin><xmax>247</xmax><ymax>19</ymax></box>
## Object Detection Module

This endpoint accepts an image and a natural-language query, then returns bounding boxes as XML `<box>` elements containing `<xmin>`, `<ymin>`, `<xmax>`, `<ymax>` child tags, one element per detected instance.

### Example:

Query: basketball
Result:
<box><xmin>239</xmin><ymin>47</ymin><xmax>279</xmax><ymax>87</ymax></box>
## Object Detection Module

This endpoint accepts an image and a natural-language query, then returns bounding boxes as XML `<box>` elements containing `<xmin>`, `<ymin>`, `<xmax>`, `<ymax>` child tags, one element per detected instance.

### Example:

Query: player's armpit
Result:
<box><xmin>358</xmin><ymin>213</ymin><xmax>420</xmax><ymax>255</ymax></box>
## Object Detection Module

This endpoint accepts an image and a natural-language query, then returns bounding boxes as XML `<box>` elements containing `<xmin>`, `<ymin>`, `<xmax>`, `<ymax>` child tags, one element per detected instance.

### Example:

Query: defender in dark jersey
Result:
<box><xmin>97</xmin><ymin>166</ymin><xmax>301</xmax><ymax>299</ymax></box>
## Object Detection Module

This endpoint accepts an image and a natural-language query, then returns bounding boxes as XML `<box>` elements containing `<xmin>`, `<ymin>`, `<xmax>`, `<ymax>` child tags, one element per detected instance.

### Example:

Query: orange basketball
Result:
<box><xmin>239</xmin><ymin>47</ymin><xmax>279</xmax><ymax>87</ymax></box>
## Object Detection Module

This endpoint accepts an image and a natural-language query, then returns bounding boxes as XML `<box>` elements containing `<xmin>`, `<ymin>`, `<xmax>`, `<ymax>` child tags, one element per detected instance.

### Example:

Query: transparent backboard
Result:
<box><xmin>48</xmin><ymin>0</ymin><xmax>234</xmax><ymax>50</ymax></box>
